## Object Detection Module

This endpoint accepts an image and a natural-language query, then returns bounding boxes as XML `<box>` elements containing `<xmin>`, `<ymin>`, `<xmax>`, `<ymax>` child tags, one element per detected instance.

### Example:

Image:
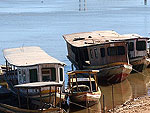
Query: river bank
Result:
<box><xmin>109</xmin><ymin>95</ymin><xmax>150</xmax><ymax>113</ymax></box>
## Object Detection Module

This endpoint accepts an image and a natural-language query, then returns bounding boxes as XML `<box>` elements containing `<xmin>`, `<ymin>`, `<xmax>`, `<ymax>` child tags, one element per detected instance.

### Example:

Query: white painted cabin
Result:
<box><xmin>3</xmin><ymin>46</ymin><xmax>65</xmax><ymax>94</ymax></box>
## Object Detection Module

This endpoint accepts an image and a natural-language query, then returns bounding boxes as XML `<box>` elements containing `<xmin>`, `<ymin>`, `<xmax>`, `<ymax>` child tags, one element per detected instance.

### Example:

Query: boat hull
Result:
<box><xmin>4</xmin><ymin>76</ymin><xmax>65</xmax><ymax>107</ymax></box>
<box><xmin>130</xmin><ymin>57</ymin><xmax>148</xmax><ymax>72</ymax></box>
<box><xmin>145</xmin><ymin>58</ymin><xmax>150</xmax><ymax>68</ymax></box>
<box><xmin>97</xmin><ymin>64</ymin><xmax>132</xmax><ymax>85</ymax></box>
<box><xmin>69</xmin><ymin>89</ymin><xmax>101</xmax><ymax>107</ymax></box>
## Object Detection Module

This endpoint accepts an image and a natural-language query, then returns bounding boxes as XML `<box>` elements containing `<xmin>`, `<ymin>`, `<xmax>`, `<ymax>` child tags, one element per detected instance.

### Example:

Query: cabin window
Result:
<box><xmin>136</xmin><ymin>41</ymin><xmax>146</xmax><ymax>51</ymax></box>
<box><xmin>107</xmin><ymin>47</ymin><xmax>117</xmax><ymax>56</ymax></box>
<box><xmin>118</xmin><ymin>46</ymin><xmax>125</xmax><ymax>55</ymax></box>
<box><xmin>83</xmin><ymin>49</ymin><xmax>89</xmax><ymax>61</ymax></box>
<box><xmin>107</xmin><ymin>46</ymin><xmax>125</xmax><ymax>56</ymax></box>
<box><xmin>42</xmin><ymin>68</ymin><xmax>56</xmax><ymax>81</ymax></box>
<box><xmin>90</xmin><ymin>49</ymin><xmax>93</xmax><ymax>59</ymax></box>
<box><xmin>100</xmin><ymin>48</ymin><xmax>105</xmax><ymax>57</ymax></box>
<box><xmin>128</xmin><ymin>42</ymin><xmax>134</xmax><ymax>51</ymax></box>
<box><xmin>29</xmin><ymin>69</ymin><xmax>38</xmax><ymax>83</ymax></box>
<box><xmin>94</xmin><ymin>48</ymin><xmax>98</xmax><ymax>58</ymax></box>
<box><xmin>18</xmin><ymin>69</ymin><xmax>21</xmax><ymax>75</ymax></box>
<box><xmin>59</xmin><ymin>68</ymin><xmax>63</xmax><ymax>81</ymax></box>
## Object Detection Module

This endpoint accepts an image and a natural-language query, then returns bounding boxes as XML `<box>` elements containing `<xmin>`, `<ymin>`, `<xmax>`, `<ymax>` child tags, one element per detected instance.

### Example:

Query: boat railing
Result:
<box><xmin>5</xmin><ymin>74</ymin><xmax>17</xmax><ymax>80</ymax></box>
<box><xmin>14</xmin><ymin>82</ymin><xmax>64</xmax><ymax>110</ymax></box>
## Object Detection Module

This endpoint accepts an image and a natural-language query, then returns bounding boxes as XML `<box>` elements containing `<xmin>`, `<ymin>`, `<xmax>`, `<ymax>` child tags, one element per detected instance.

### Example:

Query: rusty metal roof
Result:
<box><xmin>63</xmin><ymin>30</ymin><xmax>145</xmax><ymax>47</ymax></box>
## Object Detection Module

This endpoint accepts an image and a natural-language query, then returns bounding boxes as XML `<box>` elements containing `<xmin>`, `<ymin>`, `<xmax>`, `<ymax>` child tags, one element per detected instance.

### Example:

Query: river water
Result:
<box><xmin>0</xmin><ymin>0</ymin><xmax>150</xmax><ymax>112</ymax></box>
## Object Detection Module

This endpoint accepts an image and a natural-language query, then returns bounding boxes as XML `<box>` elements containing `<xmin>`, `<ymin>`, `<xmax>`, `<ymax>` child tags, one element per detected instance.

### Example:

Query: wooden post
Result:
<box><xmin>59</xmin><ymin>87</ymin><xmax>62</xmax><ymax>108</ymax></box>
<box><xmin>49</xmin><ymin>86</ymin><xmax>51</xmax><ymax>104</ymax></box>
<box><xmin>94</xmin><ymin>74</ymin><xmax>98</xmax><ymax>91</ymax></box>
<box><xmin>39</xmin><ymin>87</ymin><xmax>42</xmax><ymax>110</ymax></box>
<box><xmin>17</xmin><ymin>88</ymin><xmax>21</xmax><ymax>108</ymax></box>
<box><xmin>71</xmin><ymin>75</ymin><xmax>73</xmax><ymax>94</ymax></box>
<box><xmin>88</xmin><ymin>100</ymin><xmax>90</xmax><ymax>113</ymax></box>
<box><xmin>75</xmin><ymin>74</ymin><xmax>79</xmax><ymax>92</ymax></box>
<box><xmin>26</xmin><ymin>88</ymin><xmax>29</xmax><ymax>109</ymax></box>
<box><xmin>103</xmin><ymin>95</ymin><xmax>105</xmax><ymax>113</ymax></box>
<box><xmin>89</xmin><ymin>73</ymin><xmax>92</xmax><ymax>92</ymax></box>
<box><xmin>112</xmin><ymin>85</ymin><xmax>114</xmax><ymax>113</ymax></box>
<box><xmin>55</xmin><ymin>86</ymin><xmax>57</xmax><ymax>108</ymax></box>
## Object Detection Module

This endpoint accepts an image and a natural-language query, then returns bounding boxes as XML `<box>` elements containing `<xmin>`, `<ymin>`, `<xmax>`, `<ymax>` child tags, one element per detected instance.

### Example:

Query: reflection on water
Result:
<box><xmin>69</xmin><ymin>100</ymin><xmax>101</xmax><ymax>113</ymax></box>
<box><xmin>100</xmin><ymin>79</ymin><xmax>132</xmax><ymax>111</ymax></box>
<box><xmin>128</xmin><ymin>69</ymin><xmax>150</xmax><ymax>98</ymax></box>
<box><xmin>70</xmin><ymin>68</ymin><xmax>150</xmax><ymax>112</ymax></box>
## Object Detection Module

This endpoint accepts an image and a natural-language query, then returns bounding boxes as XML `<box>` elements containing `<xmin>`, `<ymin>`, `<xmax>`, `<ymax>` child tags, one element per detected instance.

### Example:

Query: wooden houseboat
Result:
<box><xmin>63</xmin><ymin>31</ymin><xmax>132</xmax><ymax>84</ymax></box>
<box><xmin>67</xmin><ymin>70</ymin><xmax>101</xmax><ymax>107</ymax></box>
<box><xmin>3</xmin><ymin>46</ymin><xmax>66</xmax><ymax>105</ymax></box>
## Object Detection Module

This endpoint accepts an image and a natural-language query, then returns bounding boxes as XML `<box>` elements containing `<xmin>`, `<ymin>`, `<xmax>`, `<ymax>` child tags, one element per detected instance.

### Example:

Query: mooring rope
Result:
<box><xmin>132</xmin><ymin>68</ymin><xmax>148</xmax><ymax>76</ymax></box>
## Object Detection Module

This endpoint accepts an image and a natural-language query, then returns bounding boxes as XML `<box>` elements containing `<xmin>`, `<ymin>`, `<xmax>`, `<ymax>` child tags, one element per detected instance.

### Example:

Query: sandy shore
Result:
<box><xmin>109</xmin><ymin>96</ymin><xmax>150</xmax><ymax>113</ymax></box>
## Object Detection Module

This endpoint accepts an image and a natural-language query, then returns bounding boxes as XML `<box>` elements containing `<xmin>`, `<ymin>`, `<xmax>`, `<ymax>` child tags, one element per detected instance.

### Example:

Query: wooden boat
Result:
<box><xmin>120</xmin><ymin>33</ymin><xmax>149</xmax><ymax>72</ymax></box>
<box><xmin>3</xmin><ymin>46</ymin><xmax>66</xmax><ymax>105</ymax></box>
<box><xmin>0</xmin><ymin>82</ymin><xmax>65</xmax><ymax>113</ymax></box>
<box><xmin>67</xmin><ymin>70</ymin><xmax>101</xmax><ymax>107</ymax></box>
<box><xmin>63</xmin><ymin>31</ymin><xmax>132</xmax><ymax>84</ymax></box>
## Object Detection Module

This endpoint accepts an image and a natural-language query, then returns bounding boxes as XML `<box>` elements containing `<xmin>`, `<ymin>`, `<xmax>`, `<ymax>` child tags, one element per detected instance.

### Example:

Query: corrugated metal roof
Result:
<box><xmin>63</xmin><ymin>30</ymin><xmax>146</xmax><ymax>47</ymax></box>
<box><xmin>3</xmin><ymin>46</ymin><xmax>65</xmax><ymax>67</ymax></box>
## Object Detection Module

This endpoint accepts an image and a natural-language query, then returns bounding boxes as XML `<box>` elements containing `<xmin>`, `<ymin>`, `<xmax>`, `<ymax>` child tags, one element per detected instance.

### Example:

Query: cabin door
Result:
<box><xmin>127</xmin><ymin>40</ymin><xmax>135</xmax><ymax>58</ymax></box>
<box><xmin>29</xmin><ymin>69</ymin><xmax>38</xmax><ymax>82</ymax></box>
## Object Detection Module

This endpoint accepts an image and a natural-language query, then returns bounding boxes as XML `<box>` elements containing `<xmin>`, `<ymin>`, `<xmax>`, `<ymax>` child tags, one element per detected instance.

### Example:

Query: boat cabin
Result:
<box><xmin>63</xmin><ymin>31</ymin><xmax>129</xmax><ymax>69</ymax></box>
<box><xmin>63</xmin><ymin>31</ymin><xmax>148</xmax><ymax>69</ymax></box>
<box><xmin>3</xmin><ymin>46</ymin><xmax>65</xmax><ymax>92</ymax></box>
<box><xmin>115</xmin><ymin>34</ymin><xmax>148</xmax><ymax>60</ymax></box>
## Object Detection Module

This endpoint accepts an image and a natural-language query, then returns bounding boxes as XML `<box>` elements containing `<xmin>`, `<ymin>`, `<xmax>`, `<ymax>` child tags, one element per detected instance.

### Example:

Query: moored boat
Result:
<box><xmin>0</xmin><ymin>82</ymin><xmax>65</xmax><ymax>113</ymax></box>
<box><xmin>3</xmin><ymin>46</ymin><xmax>66</xmax><ymax>105</ymax></box>
<box><xmin>67</xmin><ymin>70</ymin><xmax>101</xmax><ymax>107</ymax></box>
<box><xmin>63</xmin><ymin>31</ymin><xmax>132</xmax><ymax>84</ymax></box>
<box><xmin>121</xmin><ymin>34</ymin><xmax>149</xmax><ymax>72</ymax></box>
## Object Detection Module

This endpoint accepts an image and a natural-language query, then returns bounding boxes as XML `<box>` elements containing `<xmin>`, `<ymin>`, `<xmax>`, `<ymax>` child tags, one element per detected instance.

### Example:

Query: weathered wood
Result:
<box><xmin>38</xmin><ymin>87</ymin><xmax>42</xmax><ymax>110</ymax></box>
<box><xmin>55</xmin><ymin>86</ymin><xmax>57</xmax><ymax>108</ymax></box>
<box><xmin>59</xmin><ymin>87</ymin><xmax>62</xmax><ymax>108</ymax></box>
<box><xmin>75</xmin><ymin>74</ymin><xmax>79</xmax><ymax>92</ymax></box>
<box><xmin>89</xmin><ymin>74</ymin><xmax>92</xmax><ymax>92</ymax></box>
